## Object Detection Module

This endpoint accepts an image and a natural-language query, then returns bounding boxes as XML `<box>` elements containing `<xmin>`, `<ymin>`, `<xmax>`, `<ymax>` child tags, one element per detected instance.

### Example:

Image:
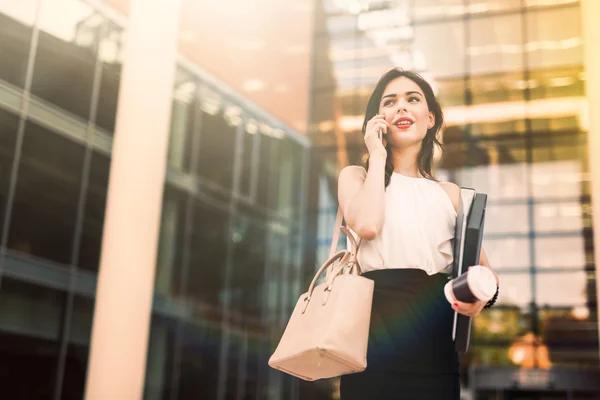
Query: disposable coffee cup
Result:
<box><xmin>444</xmin><ymin>265</ymin><xmax>496</xmax><ymax>304</ymax></box>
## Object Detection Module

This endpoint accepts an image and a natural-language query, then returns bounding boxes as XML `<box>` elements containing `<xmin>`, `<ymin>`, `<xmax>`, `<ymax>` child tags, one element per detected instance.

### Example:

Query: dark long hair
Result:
<box><xmin>363</xmin><ymin>69</ymin><xmax>444</xmax><ymax>187</ymax></box>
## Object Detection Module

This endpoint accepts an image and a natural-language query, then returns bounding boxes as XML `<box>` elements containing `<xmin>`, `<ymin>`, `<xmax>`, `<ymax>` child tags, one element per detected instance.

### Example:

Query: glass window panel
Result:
<box><xmin>256</xmin><ymin>133</ymin><xmax>281</xmax><ymax>209</ymax></box>
<box><xmin>168</xmin><ymin>70</ymin><xmax>197</xmax><ymax>172</ymax></box>
<box><xmin>530</xmin><ymin>115</ymin><xmax>581</xmax><ymax>134</ymax></box>
<box><xmin>0</xmin><ymin>278</ymin><xmax>64</xmax><ymax>398</ymax></box>
<box><xmin>454</xmin><ymin>163</ymin><xmax>530</xmax><ymax>201</ymax></box>
<box><xmin>469</xmin><ymin>14</ymin><xmax>524</xmax><ymax>75</ymax></box>
<box><xmin>473</xmin><ymin>307</ymin><xmax>530</xmax><ymax>343</ymax></box>
<box><xmin>532</xmin><ymin>135</ymin><xmax>587</xmax><ymax>167</ymax></box>
<box><xmin>526</xmin><ymin>6</ymin><xmax>582</xmax><ymax>70</ymax></box>
<box><xmin>339</xmin><ymin>89</ymin><xmax>365</xmax><ymax>121</ymax></box>
<box><xmin>155</xmin><ymin>186</ymin><xmax>187</xmax><ymax>297</ymax></box>
<box><xmin>230</xmin><ymin>216</ymin><xmax>267</xmax><ymax>319</ymax></box>
<box><xmin>176</xmin><ymin>322</ymin><xmax>222</xmax><ymax>400</ymax></box>
<box><xmin>495</xmin><ymin>273</ymin><xmax>532</xmax><ymax>307</ymax></box>
<box><xmin>325</xmin><ymin>14</ymin><xmax>358</xmax><ymax>36</ymax></box>
<box><xmin>311</xmin><ymin>88</ymin><xmax>336</xmax><ymax>134</ymax></box>
<box><xmin>467</xmin><ymin>0</ymin><xmax>521</xmax><ymax>14</ymax></box>
<box><xmin>483</xmin><ymin>237</ymin><xmax>531</xmax><ymax>269</ymax></box>
<box><xmin>481</xmin><ymin>137</ymin><xmax>528</xmax><ymax>167</ymax></box>
<box><xmin>440</xmin><ymin>135</ymin><xmax>520</xmax><ymax>170</ymax></box>
<box><xmin>0</xmin><ymin>0</ymin><xmax>38</xmax><ymax>88</ymax></box>
<box><xmin>534</xmin><ymin>201</ymin><xmax>584</xmax><ymax>233</ymax></box>
<box><xmin>186</xmin><ymin>200</ymin><xmax>230</xmax><ymax>305</ymax></box>
<box><xmin>438</xmin><ymin>140</ymin><xmax>469</xmax><ymax>171</ymax></box>
<box><xmin>470</xmin><ymin>72</ymin><xmax>526</xmax><ymax>105</ymax></box>
<box><xmin>96</xmin><ymin>22</ymin><xmax>124</xmax><ymax>133</ymax></box>
<box><xmin>264</xmin><ymin>233</ymin><xmax>285</xmax><ymax>316</ymax></box>
<box><xmin>469</xmin><ymin>344</ymin><xmax>516</xmax><ymax>368</ymax></box>
<box><xmin>529</xmin><ymin>66</ymin><xmax>585</xmax><ymax>101</ymax></box>
<box><xmin>486</xmin><ymin>204</ymin><xmax>529</xmax><ymax>235</ymax></box>
<box><xmin>323</xmin><ymin>0</ymin><xmax>347</xmax><ymax>14</ymax></box>
<box><xmin>8</xmin><ymin>121</ymin><xmax>85</xmax><ymax>265</ymax></box>
<box><xmin>196</xmin><ymin>85</ymin><xmax>236</xmax><ymax>194</ymax></box>
<box><xmin>538</xmin><ymin>307</ymin><xmax>599</xmax><ymax>367</ymax></box>
<box><xmin>78</xmin><ymin>151</ymin><xmax>110</xmax><ymax>273</ymax></box>
<box><xmin>413</xmin><ymin>0</ymin><xmax>464</xmax><ymax>21</ymax></box>
<box><xmin>312</xmin><ymin>35</ymin><xmax>336</xmax><ymax>91</ymax></box>
<box><xmin>471</xmin><ymin>120</ymin><xmax>527</xmax><ymax>137</ymax></box>
<box><xmin>530</xmin><ymin>160</ymin><xmax>584</xmax><ymax>199</ymax></box>
<box><xmin>62</xmin><ymin>295</ymin><xmax>94</xmax><ymax>399</ymax></box>
<box><xmin>0</xmin><ymin>108</ymin><xmax>19</xmax><ymax>241</ymax></box>
<box><xmin>436</xmin><ymin>78</ymin><xmax>466</xmax><ymax>108</ymax></box>
<box><xmin>278</xmin><ymin>139</ymin><xmax>304</xmax><ymax>219</ymax></box>
<box><xmin>239</xmin><ymin>118</ymin><xmax>258</xmax><ymax>199</ymax></box>
<box><xmin>528</xmin><ymin>69</ymin><xmax>586</xmax><ymax>133</ymax></box>
<box><xmin>413</xmin><ymin>21</ymin><xmax>465</xmax><ymax>78</ymax></box>
<box><xmin>535</xmin><ymin>271</ymin><xmax>587</xmax><ymax>306</ymax></box>
<box><xmin>329</xmin><ymin>35</ymin><xmax>369</xmax><ymax>91</ymax></box>
<box><xmin>525</xmin><ymin>0</ymin><xmax>580</xmax><ymax>8</ymax></box>
<box><xmin>535</xmin><ymin>236</ymin><xmax>585</xmax><ymax>269</ymax></box>
<box><xmin>32</xmin><ymin>0</ymin><xmax>100</xmax><ymax>121</ymax></box>
<box><xmin>144</xmin><ymin>314</ymin><xmax>175</xmax><ymax>399</ymax></box>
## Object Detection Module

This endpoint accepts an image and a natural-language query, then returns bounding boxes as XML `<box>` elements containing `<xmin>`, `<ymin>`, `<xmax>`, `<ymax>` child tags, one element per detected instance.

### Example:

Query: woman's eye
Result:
<box><xmin>383</xmin><ymin>100</ymin><xmax>394</xmax><ymax>106</ymax></box>
<box><xmin>408</xmin><ymin>97</ymin><xmax>420</xmax><ymax>103</ymax></box>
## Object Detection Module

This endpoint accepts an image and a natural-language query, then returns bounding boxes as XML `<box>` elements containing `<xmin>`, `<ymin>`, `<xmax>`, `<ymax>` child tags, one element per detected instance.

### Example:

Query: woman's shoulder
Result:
<box><xmin>436</xmin><ymin>181</ymin><xmax>460</xmax><ymax>212</ymax></box>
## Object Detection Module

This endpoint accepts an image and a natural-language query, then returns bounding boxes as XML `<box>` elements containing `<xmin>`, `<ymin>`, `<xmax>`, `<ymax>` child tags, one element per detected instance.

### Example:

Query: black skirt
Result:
<box><xmin>339</xmin><ymin>269</ymin><xmax>460</xmax><ymax>400</ymax></box>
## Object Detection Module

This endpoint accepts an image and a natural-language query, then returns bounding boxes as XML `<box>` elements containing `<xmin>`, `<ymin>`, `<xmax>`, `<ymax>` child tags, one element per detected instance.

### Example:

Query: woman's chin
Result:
<box><xmin>388</xmin><ymin>131</ymin><xmax>425</xmax><ymax>148</ymax></box>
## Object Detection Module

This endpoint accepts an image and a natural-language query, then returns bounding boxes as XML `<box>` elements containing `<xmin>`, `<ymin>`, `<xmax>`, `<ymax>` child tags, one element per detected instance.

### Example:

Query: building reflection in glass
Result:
<box><xmin>310</xmin><ymin>0</ymin><xmax>597</xmax><ymax>397</ymax></box>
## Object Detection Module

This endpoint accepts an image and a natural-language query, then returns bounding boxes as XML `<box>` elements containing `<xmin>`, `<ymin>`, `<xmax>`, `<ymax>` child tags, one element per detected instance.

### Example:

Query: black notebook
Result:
<box><xmin>451</xmin><ymin>188</ymin><xmax>488</xmax><ymax>353</ymax></box>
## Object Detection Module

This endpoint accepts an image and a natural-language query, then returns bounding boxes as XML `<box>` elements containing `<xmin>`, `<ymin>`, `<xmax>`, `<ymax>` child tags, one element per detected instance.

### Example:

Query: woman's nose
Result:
<box><xmin>396</xmin><ymin>103</ymin><xmax>408</xmax><ymax>113</ymax></box>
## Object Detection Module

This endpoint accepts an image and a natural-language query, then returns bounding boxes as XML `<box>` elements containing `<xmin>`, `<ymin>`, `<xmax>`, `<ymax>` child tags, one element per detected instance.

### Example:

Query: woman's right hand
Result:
<box><xmin>364</xmin><ymin>114</ymin><xmax>388</xmax><ymax>158</ymax></box>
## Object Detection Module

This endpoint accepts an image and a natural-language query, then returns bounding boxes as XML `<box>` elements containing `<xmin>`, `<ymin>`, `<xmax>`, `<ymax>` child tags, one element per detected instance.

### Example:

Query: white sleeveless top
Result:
<box><xmin>348</xmin><ymin>172</ymin><xmax>457</xmax><ymax>275</ymax></box>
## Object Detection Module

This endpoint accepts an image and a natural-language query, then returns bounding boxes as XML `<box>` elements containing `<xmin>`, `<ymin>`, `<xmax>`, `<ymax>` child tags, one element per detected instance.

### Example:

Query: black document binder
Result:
<box><xmin>451</xmin><ymin>188</ymin><xmax>488</xmax><ymax>353</ymax></box>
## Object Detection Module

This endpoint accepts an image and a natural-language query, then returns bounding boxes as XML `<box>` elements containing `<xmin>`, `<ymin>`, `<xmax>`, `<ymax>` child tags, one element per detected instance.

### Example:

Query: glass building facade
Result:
<box><xmin>0</xmin><ymin>0</ymin><xmax>598</xmax><ymax>399</ymax></box>
<box><xmin>0</xmin><ymin>0</ymin><xmax>309</xmax><ymax>398</ymax></box>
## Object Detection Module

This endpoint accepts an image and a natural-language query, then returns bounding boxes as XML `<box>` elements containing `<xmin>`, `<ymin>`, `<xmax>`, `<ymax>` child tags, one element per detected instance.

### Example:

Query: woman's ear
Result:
<box><xmin>428</xmin><ymin>112</ymin><xmax>435</xmax><ymax>129</ymax></box>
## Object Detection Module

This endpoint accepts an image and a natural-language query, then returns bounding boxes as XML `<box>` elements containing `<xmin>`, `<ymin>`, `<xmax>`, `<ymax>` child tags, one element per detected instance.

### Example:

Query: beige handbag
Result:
<box><xmin>268</xmin><ymin>207</ymin><xmax>374</xmax><ymax>381</ymax></box>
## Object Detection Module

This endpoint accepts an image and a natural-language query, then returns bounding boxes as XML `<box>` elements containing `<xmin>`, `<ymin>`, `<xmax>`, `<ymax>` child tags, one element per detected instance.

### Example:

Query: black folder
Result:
<box><xmin>451</xmin><ymin>188</ymin><xmax>487</xmax><ymax>353</ymax></box>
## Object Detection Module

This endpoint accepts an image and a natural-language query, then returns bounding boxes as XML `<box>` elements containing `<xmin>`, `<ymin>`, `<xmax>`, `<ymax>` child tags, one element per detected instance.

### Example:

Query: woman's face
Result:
<box><xmin>377</xmin><ymin>77</ymin><xmax>434</xmax><ymax>148</ymax></box>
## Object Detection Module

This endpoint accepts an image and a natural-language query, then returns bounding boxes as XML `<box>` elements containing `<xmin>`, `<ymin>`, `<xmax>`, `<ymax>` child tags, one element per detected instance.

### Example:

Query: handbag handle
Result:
<box><xmin>302</xmin><ymin>223</ymin><xmax>360</xmax><ymax>302</ymax></box>
<box><xmin>301</xmin><ymin>249</ymin><xmax>351</xmax><ymax>314</ymax></box>
<box><xmin>306</xmin><ymin>250</ymin><xmax>349</xmax><ymax>299</ymax></box>
<box><xmin>300</xmin><ymin>207</ymin><xmax>363</xmax><ymax>314</ymax></box>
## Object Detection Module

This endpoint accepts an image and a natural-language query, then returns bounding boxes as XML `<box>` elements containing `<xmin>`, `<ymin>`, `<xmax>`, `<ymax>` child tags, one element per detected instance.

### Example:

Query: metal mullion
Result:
<box><xmin>53</xmin><ymin>17</ymin><xmax>107</xmax><ymax>400</ymax></box>
<box><xmin>258</xmin><ymin>139</ymin><xmax>280</xmax><ymax>395</ymax></box>
<box><xmin>463</xmin><ymin>0</ymin><xmax>474</xmax><ymax>181</ymax></box>
<box><xmin>248</xmin><ymin>128</ymin><xmax>261</xmax><ymax>203</ymax></box>
<box><xmin>0</xmin><ymin>0</ymin><xmax>42</xmax><ymax>286</ymax></box>
<box><xmin>232</xmin><ymin>120</ymin><xmax>272</xmax><ymax>399</ymax></box>
<box><xmin>216</xmin><ymin>119</ymin><xmax>245</xmax><ymax>400</ymax></box>
<box><xmin>521</xmin><ymin>0</ymin><xmax>539</xmax><ymax>336</ymax></box>
<box><xmin>170</xmin><ymin>82</ymin><xmax>204</xmax><ymax>400</ymax></box>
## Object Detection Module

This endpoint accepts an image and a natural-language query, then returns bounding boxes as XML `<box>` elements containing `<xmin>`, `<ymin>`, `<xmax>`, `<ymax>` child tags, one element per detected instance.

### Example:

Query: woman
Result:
<box><xmin>337</xmin><ymin>68</ymin><xmax>499</xmax><ymax>399</ymax></box>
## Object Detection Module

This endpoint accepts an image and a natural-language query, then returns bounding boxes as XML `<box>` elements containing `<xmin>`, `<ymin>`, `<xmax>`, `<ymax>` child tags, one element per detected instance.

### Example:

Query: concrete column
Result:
<box><xmin>84</xmin><ymin>0</ymin><xmax>181</xmax><ymax>398</ymax></box>
<box><xmin>581</xmin><ymin>0</ymin><xmax>600</xmax><ymax>358</ymax></box>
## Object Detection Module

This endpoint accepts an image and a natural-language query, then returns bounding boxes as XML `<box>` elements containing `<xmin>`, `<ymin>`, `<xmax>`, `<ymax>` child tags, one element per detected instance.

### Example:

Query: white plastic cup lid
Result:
<box><xmin>467</xmin><ymin>265</ymin><xmax>497</xmax><ymax>301</ymax></box>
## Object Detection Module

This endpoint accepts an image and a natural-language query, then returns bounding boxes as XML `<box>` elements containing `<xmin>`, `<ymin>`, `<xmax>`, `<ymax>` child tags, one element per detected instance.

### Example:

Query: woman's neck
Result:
<box><xmin>391</xmin><ymin>145</ymin><xmax>421</xmax><ymax>178</ymax></box>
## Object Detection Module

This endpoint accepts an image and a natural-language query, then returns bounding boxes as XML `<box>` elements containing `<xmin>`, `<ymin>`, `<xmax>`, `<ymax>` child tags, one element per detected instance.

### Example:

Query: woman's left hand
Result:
<box><xmin>452</xmin><ymin>300</ymin><xmax>486</xmax><ymax>318</ymax></box>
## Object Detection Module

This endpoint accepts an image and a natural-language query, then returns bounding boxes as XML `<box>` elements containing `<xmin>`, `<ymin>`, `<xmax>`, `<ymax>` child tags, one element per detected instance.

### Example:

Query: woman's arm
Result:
<box><xmin>338</xmin><ymin>155</ymin><xmax>387</xmax><ymax>240</ymax></box>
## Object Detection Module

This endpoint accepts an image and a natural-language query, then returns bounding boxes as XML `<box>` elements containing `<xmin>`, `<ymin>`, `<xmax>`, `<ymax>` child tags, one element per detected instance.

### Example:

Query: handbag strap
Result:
<box><xmin>326</xmin><ymin>207</ymin><xmax>361</xmax><ymax>278</ymax></box>
<box><xmin>328</xmin><ymin>207</ymin><xmax>345</xmax><ymax>259</ymax></box>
